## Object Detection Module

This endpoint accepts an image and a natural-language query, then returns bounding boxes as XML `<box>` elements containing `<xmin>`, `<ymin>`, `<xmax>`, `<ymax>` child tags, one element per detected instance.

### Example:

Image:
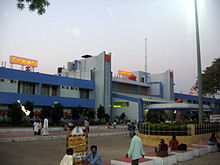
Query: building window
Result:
<box><xmin>42</xmin><ymin>84</ymin><xmax>50</xmax><ymax>96</ymax></box>
<box><xmin>18</xmin><ymin>81</ymin><xmax>35</xmax><ymax>94</ymax></box>
<box><xmin>52</xmin><ymin>86</ymin><xmax>58</xmax><ymax>96</ymax></box>
<box><xmin>113</xmin><ymin>102</ymin><xmax>129</xmax><ymax>108</ymax></box>
<box><xmin>62</xmin><ymin>85</ymin><xmax>69</xmax><ymax>89</ymax></box>
<box><xmin>80</xmin><ymin>88</ymin><xmax>90</xmax><ymax>99</ymax></box>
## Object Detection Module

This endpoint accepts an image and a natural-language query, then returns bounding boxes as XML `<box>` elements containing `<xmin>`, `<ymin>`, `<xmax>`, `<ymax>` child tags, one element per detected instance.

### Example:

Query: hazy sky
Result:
<box><xmin>0</xmin><ymin>0</ymin><xmax>219</xmax><ymax>94</ymax></box>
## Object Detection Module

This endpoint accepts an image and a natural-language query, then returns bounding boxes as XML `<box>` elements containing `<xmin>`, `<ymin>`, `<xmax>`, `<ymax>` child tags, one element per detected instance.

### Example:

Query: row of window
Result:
<box><xmin>15</xmin><ymin>81</ymin><xmax>91</xmax><ymax>99</ymax></box>
<box><xmin>0</xmin><ymin>78</ymin><xmax>17</xmax><ymax>84</ymax></box>
<box><xmin>61</xmin><ymin>86</ymin><xmax>79</xmax><ymax>90</ymax></box>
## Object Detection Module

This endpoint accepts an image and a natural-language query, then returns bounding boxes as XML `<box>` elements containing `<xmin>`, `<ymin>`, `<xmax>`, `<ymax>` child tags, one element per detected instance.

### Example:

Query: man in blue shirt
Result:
<box><xmin>126</xmin><ymin>132</ymin><xmax>145</xmax><ymax>165</ymax></box>
<box><xmin>83</xmin><ymin>145</ymin><xmax>102</xmax><ymax>165</ymax></box>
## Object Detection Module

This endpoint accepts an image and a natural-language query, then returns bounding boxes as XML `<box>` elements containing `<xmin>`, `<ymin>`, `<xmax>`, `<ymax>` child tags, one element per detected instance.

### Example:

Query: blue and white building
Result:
<box><xmin>0</xmin><ymin>51</ymin><xmax>220</xmax><ymax>122</ymax></box>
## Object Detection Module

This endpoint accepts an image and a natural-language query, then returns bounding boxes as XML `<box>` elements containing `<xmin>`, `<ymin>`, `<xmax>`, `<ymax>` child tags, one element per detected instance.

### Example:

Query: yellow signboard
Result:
<box><xmin>10</xmin><ymin>56</ymin><xmax>38</xmax><ymax>67</ymax></box>
<box><xmin>118</xmin><ymin>70</ymin><xmax>131</xmax><ymax>76</ymax></box>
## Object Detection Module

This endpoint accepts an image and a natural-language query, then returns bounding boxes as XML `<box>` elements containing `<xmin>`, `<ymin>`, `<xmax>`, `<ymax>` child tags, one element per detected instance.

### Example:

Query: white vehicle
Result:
<box><xmin>210</xmin><ymin>115</ymin><xmax>220</xmax><ymax>123</ymax></box>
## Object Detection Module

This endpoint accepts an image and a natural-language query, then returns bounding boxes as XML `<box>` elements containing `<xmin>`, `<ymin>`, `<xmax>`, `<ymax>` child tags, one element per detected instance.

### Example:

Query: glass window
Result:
<box><xmin>18</xmin><ymin>81</ymin><xmax>35</xmax><ymax>94</ymax></box>
<box><xmin>41</xmin><ymin>84</ymin><xmax>50</xmax><ymax>96</ymax></box>
<box><xmin>80</xmin><ymin>88</ymin><xmax>90</xmax><ymax>99</ymax></box>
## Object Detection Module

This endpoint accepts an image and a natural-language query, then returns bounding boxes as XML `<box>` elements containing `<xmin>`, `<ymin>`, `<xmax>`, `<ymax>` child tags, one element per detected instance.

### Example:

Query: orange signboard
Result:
<box><xmin>10</xmin><ymin>56</ymin><xmax>38</xmax><ymax>67</ymax></box>
<box><xmin>118</xmin><ymin>70</ymin><xmax>131</xmax><ymax>76</ymax></box>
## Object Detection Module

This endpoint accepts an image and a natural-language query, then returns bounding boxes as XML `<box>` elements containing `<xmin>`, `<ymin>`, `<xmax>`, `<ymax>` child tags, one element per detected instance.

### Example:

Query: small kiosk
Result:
<box><xmin>60</xmin><ymin>127</ymin><xmax>88</xmax><ymax>165</ymax></box>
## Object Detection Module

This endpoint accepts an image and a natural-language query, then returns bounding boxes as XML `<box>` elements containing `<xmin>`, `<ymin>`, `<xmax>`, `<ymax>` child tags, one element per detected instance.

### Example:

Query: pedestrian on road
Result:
<box><xmin>113</xmin><ymin>120</ymin><xmax>117</xmax><ymax>129</ymax></box>
<box><xmin>126</xmin><ymin>132</ymin><xmax>145</xmax><ymax>165</ymax></box>
<box><xmin>84</xmin><ymin>119</ymin><xmax>90</xmax><ymax>133</ymax></box>
<box><xmin>42</xmin><ymin>118</ymin><xmax>49</xmax><ymax>136</ymax></box>
<box><xmin>130</xmin><ymin>121</ymin><xmax>136</xmax><ymax>134</ymax></box>
<box><xmin>38</xmin><ymin>120</ymin><xmax>42</xmax><ymax>135</ymax></box>
<box><xmin>33</xmin><ymin>120</ymin><xmax>39</xmax><ymax>135</ymax></box>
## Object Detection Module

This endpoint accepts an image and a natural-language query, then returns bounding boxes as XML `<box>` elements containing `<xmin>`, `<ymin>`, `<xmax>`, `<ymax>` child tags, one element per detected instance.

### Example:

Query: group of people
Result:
<box><xmin>64</xmin><ymin>120</ymin><xmax>219</xmax><ymax>165</ymax></box>
<box><xmin>33</xmin><ymin>118</ymin><xmax>49</xmax><ymax>136</ymax></box>
<box><xmin>82</xmin><ymin>131</ymin><xmax>144</xmax><ymax>165</ymax></box>
<box><xmin>155</xmin><ymin>133</ymin><xmax>220</xmax><ymax>157</ymax></box>
<box><xmin>155</xmin><ymin>136</ymin><xmax>187</xmax><ymax>157</ymax></box>
<box><xmin>107</xmin><ymin>120</ymin><xmax>117</xmax><ymax>129</ymax></box>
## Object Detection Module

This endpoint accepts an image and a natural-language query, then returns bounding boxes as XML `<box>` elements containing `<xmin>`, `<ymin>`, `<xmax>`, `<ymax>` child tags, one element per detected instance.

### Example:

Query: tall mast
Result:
<box><xmin>145</xmin><ymin>38</ymin><xmax>147</xmax><ymax>73</ymax></box>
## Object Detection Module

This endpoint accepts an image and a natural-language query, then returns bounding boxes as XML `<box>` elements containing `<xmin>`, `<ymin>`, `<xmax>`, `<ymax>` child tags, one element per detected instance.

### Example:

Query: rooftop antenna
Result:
<box><xmin>145</xmin><ymin>38</ymin><xmax>147</xmax><ymax>73</ymax></box>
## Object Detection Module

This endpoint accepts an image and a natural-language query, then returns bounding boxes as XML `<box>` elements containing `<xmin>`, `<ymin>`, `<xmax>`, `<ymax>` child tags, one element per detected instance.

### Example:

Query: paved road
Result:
<box><xmin>0</xmin><ymin>134</ymin><xmax>220</xmax><ymax>165</ymax></box>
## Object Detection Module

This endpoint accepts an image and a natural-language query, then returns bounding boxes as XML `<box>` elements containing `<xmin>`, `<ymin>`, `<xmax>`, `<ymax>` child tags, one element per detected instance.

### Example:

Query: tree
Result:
<box><xmin>193</xmin><ymin>57</ymin><xmax>220</xmax><ymax>96</ymax></box>
<box><xmin>120</xmin><ymin>113</ymin><xmax>126</xmax><ymax>121</ymax></box>
<box><xmin>8</xmin><ymin>102</ymin><xmax>24</xmax><ymax>124</ymax></box>
<box><xmin>97</xmin><ymin>105</ymin><xmax>105</xmax><ymax>122</ymax></box>
<box><xmin>16</xmin><ymin>0</ymin><xmax>50</xmax><ymax>15</ymax></box>
<box><xmin>83</xmin><ymin>108</ymin><xmax>95</xmax><ymax>119</ymax></box>
<box><xmin>71</xmin><ymin>106</ymin><xmax>82</xmax><ymax>120</ymax></box>
<box><xmin>40</xmin><ymin>107</ymin><xmax>50</xmax><ymax>120</ymax></box>
<box><xmin>51</xmin><ymin>103</ymin><xmax>63</xmax><ymax>124</ymax></box>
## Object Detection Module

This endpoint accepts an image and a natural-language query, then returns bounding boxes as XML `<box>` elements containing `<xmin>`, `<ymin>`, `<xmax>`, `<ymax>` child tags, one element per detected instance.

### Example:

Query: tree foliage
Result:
<box><xmin>40</xmin><ymin>107</ymin><xmax>51</xmax><ymax>120</ymax></box>
<box><xmin>120</xmin><ymin>113</ymin><xmax>126</xmax><ymax>121</ymax></box>
<box><xmin>16</xmin><ymin>0</ymin><xmax>50</xmax><ymax>15</ymax></box>
<box><xmin>193</xmin><ymin>57</ymin><xmax>220</xmax><ymax>96</ymax></box>
<box><xmin>97</xmin><ymin>105</ymin><xmax>105</xmax><ymax>121</ymax></box>
<box><xmin>71</xmin><ymin>106</ymin><xmax>82</xmax><ymax>120</ymax></box>
<box><xmin>8</xmin><ymin>102</ymin><xmax>24</xmax><ymax>124</ymax></box>
<box><xmin>51</xmin><ymin>103</ymin><xmax>63</xmax><ymax>124</ymax></box>
<box><xmin>83</xmin><ymin>108</ymin><xmax>95</xmax><ymax>119</ymax></box>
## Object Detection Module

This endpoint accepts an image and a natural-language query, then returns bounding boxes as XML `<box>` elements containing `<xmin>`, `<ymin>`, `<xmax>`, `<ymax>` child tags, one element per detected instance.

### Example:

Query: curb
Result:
<box><xmin>0</xmin><ymin>131</ymin><xmax>129</xmax><ymax>142</ymax></box>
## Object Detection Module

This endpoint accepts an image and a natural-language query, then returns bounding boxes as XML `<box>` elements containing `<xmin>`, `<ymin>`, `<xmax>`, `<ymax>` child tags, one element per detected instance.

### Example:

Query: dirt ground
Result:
<box><xmin>0</xmin><ymin>134</ymin><xmax>219</xmax><ymax>165</ymax></box>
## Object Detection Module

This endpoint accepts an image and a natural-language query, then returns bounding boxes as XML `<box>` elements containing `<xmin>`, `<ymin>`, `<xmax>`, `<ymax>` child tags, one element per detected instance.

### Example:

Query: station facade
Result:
<box><xmin>0</xmin><ymin>52</ymin><xmax>220</xmax><ymax>122</ymax></box>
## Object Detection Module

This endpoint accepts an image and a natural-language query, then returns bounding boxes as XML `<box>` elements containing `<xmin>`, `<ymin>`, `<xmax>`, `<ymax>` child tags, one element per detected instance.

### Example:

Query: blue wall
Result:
<box><xmin>174</xmin><ymin>93</ymin><xmax>220</xmax><ymax>103</ymax></box>
<box><xmin>0</xmin><ymin>92</ymin><xmax>95</xmax><ymax>108</ymax></box>
<box><xmin>0</xmin><ymin>67</ymin><xmax>95</xmax><ymax>89</ymax></box>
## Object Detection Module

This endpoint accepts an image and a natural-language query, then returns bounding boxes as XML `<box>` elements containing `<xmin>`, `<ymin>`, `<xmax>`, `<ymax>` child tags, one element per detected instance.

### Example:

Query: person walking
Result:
<box><xmin>33</xmin><ymin>120</ymin><xmax>39</xmax><ymax>135</ymax></box>
<box><xmin>130</xmin><ymin>121</ymin><xmax>136</xmax><ymax>133</ymax></box>
<box><xmin>38</xmin><ymin>120</ymin><xmax>42</xmax><ymax>135</ymax></box>
<box><xmin>126</xmin><ymin>132</ymin><xmax>145</xmax><ymax>165</ymax></box>
<box><xmin>84</xmin><ymin>119</ymin><xmax>90</xmax><ymax>133</ymax></box>
<box><xmin>42</xmin><ymin>118</ymin><xmax>49</xmax><ymax>136</ymax></box>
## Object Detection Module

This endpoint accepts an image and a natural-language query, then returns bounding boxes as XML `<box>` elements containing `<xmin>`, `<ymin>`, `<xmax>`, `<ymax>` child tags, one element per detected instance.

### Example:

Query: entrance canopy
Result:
<box><xmin>145</xmin><ymin>103</ymin><xmax>212</xmax><ymax>111</ymax></box>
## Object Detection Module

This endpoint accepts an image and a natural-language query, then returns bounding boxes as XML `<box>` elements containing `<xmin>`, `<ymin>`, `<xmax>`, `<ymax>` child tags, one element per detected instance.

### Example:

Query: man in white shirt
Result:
<box><xmin>84</xmin><ymin>119</ymin><xmax>90</xmax><ymax>133</ymax></box>
<box><xmin>42</xmin><ymin>118</ymin><xmax>49</xmax><ymax>136</ymax></box>
<box><xmin>126</xmin><ymin>132</ymin><xmax>145</xmax><ymax>165</ymax></box>
<box><xmin>33</xmin><ymin>121</ymin><xmax>39</xmax><ymax>135</ymax></box>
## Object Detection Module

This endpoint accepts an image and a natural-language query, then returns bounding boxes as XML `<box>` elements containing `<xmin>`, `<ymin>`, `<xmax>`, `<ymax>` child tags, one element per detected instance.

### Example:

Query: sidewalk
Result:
<box><xmin>0</xmin><ymin>125</ymin><xmax>128</xmax><ymax>142</ymax></box>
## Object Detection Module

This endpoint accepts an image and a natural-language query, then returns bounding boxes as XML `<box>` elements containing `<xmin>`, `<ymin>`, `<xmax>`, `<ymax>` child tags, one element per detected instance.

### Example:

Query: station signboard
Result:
<box><xmin>118</xmin><ymin>70</ymin><xmax>131</xmax><ymax>76</ymax></box>
<box><xmin>10</xmin><ymin>56</ymin><xmax>38</xmax><ymax>67</ymax></box>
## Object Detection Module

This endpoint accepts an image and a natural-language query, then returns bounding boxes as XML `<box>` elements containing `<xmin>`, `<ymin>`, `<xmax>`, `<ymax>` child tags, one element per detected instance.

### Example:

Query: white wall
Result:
<box><xmin>112</xmin><ymin>97</ymin><xmax>139</xmax><ymax>121</ymax></box>
<box><xmin>60</xmin><ymin>88</ymin><xmax>79</xmax><ymax>98</ymax></box>
<box><xmin>0</xmin><ymin>82</ymin><xmax>17</xmax><ymax>93</ymax></box>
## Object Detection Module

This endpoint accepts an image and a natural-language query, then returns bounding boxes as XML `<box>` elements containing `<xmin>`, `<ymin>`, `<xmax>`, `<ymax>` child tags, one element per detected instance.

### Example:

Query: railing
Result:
<box><xmin>138</xmin><ymin>124</ymin><xmax>190</xmax><ymax>136</ymax></box>
<box><xmin>138</xmin><ymin>123</ymin><xmax>220</xmax><ymax>136</ymax></box>
<box><xmin>195</xmin><ymin>123</ymin><xmax>220</xmax><ymax>135</ymax></box>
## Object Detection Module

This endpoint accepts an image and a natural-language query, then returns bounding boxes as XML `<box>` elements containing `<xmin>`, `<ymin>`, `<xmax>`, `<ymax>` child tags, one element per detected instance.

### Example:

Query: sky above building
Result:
<box><xmin>0</xmin><ymin>0</ymin><xmax>219</xmax><ymax>94</ymax></box>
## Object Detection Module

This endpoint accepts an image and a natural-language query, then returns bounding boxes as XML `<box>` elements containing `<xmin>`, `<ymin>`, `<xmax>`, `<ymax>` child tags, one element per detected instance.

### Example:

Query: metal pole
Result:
<box><xmin>194</xmin><ymin>0</ymin><xmax>203</xmax><ymax>124</ymax></box>
<box><xmin>145</xmin><ymin>38</ymin><xmax>147</xmax><ymax>73</ymax></box>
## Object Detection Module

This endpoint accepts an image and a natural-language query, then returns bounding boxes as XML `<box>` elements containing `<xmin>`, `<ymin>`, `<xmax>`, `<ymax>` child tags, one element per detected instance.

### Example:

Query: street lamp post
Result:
<box><xmin>194</xmin><ymin>0</ymin><xmax>203</xmax><ymax>124</ymax></box>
